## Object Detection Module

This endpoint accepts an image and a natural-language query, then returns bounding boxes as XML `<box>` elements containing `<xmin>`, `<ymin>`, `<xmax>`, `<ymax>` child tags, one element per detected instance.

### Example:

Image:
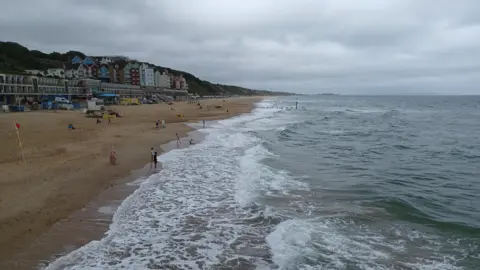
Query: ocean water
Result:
<box><xmin>45</xmin><ymin>96</ymin><xmax>480</xmax><ymax>270</ymax></box>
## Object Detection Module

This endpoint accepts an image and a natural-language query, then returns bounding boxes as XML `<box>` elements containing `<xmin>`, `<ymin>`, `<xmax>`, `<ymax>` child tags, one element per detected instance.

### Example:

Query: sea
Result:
<box><xmin>45</xmin><ymin>95</ymin><xmax>480</xmax><ymax>270</ymax></box>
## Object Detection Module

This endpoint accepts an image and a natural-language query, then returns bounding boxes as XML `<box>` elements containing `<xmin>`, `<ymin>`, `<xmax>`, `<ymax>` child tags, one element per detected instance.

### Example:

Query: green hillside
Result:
<box><xmin>0</xmin><ymin>41</ymin><xmax>292</xmax><ymax>97</ymax></box>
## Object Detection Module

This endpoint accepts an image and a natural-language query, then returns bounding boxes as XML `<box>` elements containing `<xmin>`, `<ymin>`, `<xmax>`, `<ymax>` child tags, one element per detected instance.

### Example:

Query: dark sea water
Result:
<box><xmin>46</xmin><ymin>96</ymin><xmax>480</xmax><ymax>270</ymax></box>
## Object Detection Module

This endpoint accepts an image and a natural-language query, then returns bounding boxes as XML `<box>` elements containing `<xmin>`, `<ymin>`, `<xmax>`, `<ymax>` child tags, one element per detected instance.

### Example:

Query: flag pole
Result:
<box><xmin>14</xmin><ymin>120</ymin><xmax>26</xmax><ymax>168</ymax></box>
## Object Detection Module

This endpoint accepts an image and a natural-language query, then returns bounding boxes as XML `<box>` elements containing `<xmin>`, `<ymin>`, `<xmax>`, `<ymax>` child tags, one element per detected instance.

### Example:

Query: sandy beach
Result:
<box><xmin>0</xmin><ymin>97</ymin><xmax>262</xmax><ymax>269</ymax></box>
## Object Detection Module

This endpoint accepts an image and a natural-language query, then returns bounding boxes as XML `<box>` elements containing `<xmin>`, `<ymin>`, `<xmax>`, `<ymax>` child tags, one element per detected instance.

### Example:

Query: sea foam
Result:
<box><xmin>45</xmin><ymin>100</ymin><xmax>296</xmax><ymax>270</ymax></box>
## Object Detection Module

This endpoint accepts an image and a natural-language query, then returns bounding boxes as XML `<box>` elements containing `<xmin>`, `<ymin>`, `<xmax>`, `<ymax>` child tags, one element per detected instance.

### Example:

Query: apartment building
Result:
<box><xmin>140</xmin><ymin>63</ymin><xmax>155</xmax><ymax>87</ymax></box>
<box><xmin>0</xmin><ymin>73</ymin><xmax>87</xmax><ymax>104</ymax></box>
<box><xmin>109</xmin><ymin>60</ymin><xmax>126</xmax><ymax>83</ymax></box>
<box><xmin>154</xmin><ymin>70</ymin><xmax>171</xmax><ymax>88</ymax></box>
<box><xmin>47</xmin><ymin>68</ymin><xmax>65</xmax><ymax>78</ymax></box>
<box><xmin>172</xmin><ymin>74</ymin><xmax>189</xmax><ymax>91</ymax></box>
<box><xmin>124</xmin><ymin>62</ymin><xmax>140</xmax><ymax>85</ymax></box>
<box><xmin>100</xmin><ymin>82</ymin><xmax>144</xmax><ymax>97</ymax></box>
<box><xmin>98</xmin><ymin>64</ymin><xmax>110</xmax><ymax>82</ymax></box>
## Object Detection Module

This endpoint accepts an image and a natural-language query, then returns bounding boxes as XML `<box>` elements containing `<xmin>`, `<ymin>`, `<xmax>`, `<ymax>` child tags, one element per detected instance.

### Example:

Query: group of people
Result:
<box><xmin>111</xmin><ymin>119</ymin><xmax>207</xmax><ymax>167</ymax></box>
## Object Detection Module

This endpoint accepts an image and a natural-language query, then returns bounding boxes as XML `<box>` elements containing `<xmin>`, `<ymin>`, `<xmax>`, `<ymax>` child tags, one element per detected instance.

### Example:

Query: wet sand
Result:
<box><xmin>0</xmin><ymin>97</ymin><xmax>262</xmax><ymax>269</ymax></box>
<box><xmin>8</xmin><ymin>130</ymin><xmax>206</xmax><ymax>270</ymax></box>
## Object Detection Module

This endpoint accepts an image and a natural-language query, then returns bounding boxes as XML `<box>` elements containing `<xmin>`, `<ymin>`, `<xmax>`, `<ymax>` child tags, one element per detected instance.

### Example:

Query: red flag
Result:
<box><xmin>15</xmin><ymin>122</ymin><xmax>20</xmax><ymax>130</ymax></box>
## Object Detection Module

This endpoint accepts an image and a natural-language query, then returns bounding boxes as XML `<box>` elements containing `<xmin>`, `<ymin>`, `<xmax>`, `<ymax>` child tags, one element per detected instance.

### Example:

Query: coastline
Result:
<box><xmin>0</xmin><ymin>97</ymin><xmax>263</xmax><ymax>269</ymax></box>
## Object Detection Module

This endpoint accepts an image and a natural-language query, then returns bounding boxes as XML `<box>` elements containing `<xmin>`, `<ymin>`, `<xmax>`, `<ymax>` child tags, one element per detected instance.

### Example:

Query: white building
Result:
<box><xmin>144</xmin><ymin>68</ymin><xmax>155</xmax><ymax>87</ymax></box>
<box><xmin>140</xmin><ymin>63</ymin><xmax>155</xmax><ymax>87</ymax></box>
<box><xmin>154</xmin><ymin>70</ymin><xmax>171</xmax><ymax>88</ymax></box>
<box><xmin>77</xmin><ymin>65</ymin><xmax>87</xmax><ymax>78</ymax></box>
<box><xmin>0</xmin><ymin>73</ymin><xmax>85</xmax><ymax>97</ymax></box>
<box><xmin>64</xmin><ymin>68</ymin><xmax>78</xmax><ymax>79</ymax></box>
<box><xmin>25</xmin><ymin>69</ymin><xmax>65</xmax><ymax>78</ymax></box>
<box><xmin>25</xmin><ymin>70</ymin><xmax>43</xmax><ymax>76</ymax></box>
<box><xmin>47</xmin><ymin>68</ymin><xmax>65</xmax><ymax>78</ymax></box>
<box><xmin>97</xmin><ymin>57</ymin><xmax>113</xmax><ymax>64</ymax></box>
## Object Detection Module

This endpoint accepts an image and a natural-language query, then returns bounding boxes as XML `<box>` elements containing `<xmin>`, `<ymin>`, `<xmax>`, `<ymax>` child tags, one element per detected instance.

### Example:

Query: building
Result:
<box><xmin>95</xmin><ymin>57</ymin><xmax>114</xmax><ymax>65</ymax></box>
<box><xmin>154</xmin><ymin>70</ymin><xmax>171</xmax><ymax>88</ymax></box>
<box><xmin>66</xmin><ymin>56</ymin><xmax>98</xmax><ymax>79</ymax></box>
<box><xmin>144</xmin><ymin>68</ymin><xmax>155</xmax><ymax>87</ymax></box>
<box><xmin>65</xmin><ymin>79</ymin><xmax>84</xmax><ymax>96</ymax></box>
<box><xmin>109</xmin><ymin>60</ymin><xmax>126</xmax><ymax>83</ymax></box>
<box><xmin>0</xmin><ymin>73</ymin><xmax>88</xmax><ymax>104</ymax></box>
<box><xmin>25</xmin><ymin>70</ymin><xmax>43</xmax><ymax>76</ymax></box>
<box><xmin>46</xmin><ymin>68</ymin><xmax>65</xmax><ymax>78</ymax></box>
<box><xmin>168</xmin><ymin>74</ymin><xmax>176</xmax><ymax>88</ymax></box>
<box><xmin>182</xmin><ymin>77</ymin><xmax>188</xmax><ymax>91</ymax></box>
<box><xmin>173</xmin><ymin>77</ymin><xmax>181</xmax><ymax>90</ymax></box>
<box><xmin>139</xmin><ymin>63</ymin><xmax>155</xmax><ymax>87</ymax></box>
<box><xmin>0</xmin><ymin>74</ymin><xmax>35</xmax><ymax>103</ymax></box>
<box><xmin>80</xmin><ymin>79</ymin><xmax>101</xmax><ymax>97</ymax></box>
<box><xmin>64</xmin><ymin>64</ymin><xmax>78</xmax><ymax>78</ymax></box>
<box><xmin>101</xmin><ymin>82</ymin><xmax>144</xmax><ymax>98</ymax></box>
<box><xmin>71</xmin><ymin>56</ymin><xmax>83</xmax><ymax>64</ymax></box>
<box><xmin>171</xmin><ymin>74</ymin><xmax>188</xmax><ymax>91</ymax></box>
<box><xmin>124</xmin><ymin>62</ymin><xmax>140</xmax><ymax>85</ymax></box>
<box><xmin>65</xmin><ymin>64</ymin><xmax>83</xmax><ymax>79</ymax></box>
<box><xmin>98</xmin><ymin>64</ymin><xmax>110</xmax><ymax>82</ymax></box>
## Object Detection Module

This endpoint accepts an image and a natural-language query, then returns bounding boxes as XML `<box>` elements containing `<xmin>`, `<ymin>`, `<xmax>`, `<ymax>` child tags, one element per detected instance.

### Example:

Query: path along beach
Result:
<box><xmin>0</xmin><ymin>97</ymin><xmax>262</xmax><ymax>269</ymax></box>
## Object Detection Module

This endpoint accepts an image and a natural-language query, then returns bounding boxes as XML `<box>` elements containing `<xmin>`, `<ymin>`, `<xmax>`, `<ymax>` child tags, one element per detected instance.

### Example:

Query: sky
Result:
<box><xmin>0</xmin><ymin>0</ymin><xmax>479</xmax><ymax>95</ymax></box>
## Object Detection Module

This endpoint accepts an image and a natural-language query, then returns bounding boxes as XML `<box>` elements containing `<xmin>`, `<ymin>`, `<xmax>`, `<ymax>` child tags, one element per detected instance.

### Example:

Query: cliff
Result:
<box><xmin>0</xmin><ymin>41</ymin><xmax>292</xmax><ymax>96</ymax></box>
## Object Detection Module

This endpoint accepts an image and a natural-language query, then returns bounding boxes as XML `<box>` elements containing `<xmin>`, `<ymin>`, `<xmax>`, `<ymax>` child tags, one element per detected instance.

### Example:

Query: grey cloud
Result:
<box><xmin>1</xmin><ymin>0</ymin><xmax>479</xmax><ymax>94</ymax></box>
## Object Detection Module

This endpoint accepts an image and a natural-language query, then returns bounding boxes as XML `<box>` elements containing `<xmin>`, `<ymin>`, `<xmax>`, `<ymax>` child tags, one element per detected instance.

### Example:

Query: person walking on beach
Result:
<box><xmin>150</xmin><ymin>147</ymin><xmax>155</xmax><ymax>163</ymax></box>
<box><xmin>156</xmin><ymin>120</ymin><xmax>159</xmax><ymax>129</ymax></box>
<box><xmin>110</xmin><ymin>146</ymin><xmax>117</xmax><ymax>165</ymax></box>
<box><xmin>176</xmin><ymin>133</ymin><xmax>181</xmax><ymax>147</ymax></box>
<box><xmin>153</xmin><ymin>152</ymin><xmax>158</xmax><ymax>168</ymax></box>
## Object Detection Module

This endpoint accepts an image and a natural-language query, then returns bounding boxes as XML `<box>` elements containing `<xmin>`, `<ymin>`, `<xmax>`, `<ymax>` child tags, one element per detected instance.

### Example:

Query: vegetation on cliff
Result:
<box><xmin>0</xmin><ymin>41</ymin><xmax>291</xmax><ymax>96</ymax></box>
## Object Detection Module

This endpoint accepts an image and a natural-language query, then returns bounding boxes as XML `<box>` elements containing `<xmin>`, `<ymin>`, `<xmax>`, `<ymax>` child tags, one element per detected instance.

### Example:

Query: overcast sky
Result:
<box><xmin>1</xmin><ymin>0</ymin><xmax>479</xmax><ymax>94</ymax></box>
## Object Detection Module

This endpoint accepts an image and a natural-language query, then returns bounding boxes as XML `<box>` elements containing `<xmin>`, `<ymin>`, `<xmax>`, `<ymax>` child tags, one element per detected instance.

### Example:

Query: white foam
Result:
<box><xmin>266</xmin><ymin>219</ymin><xmax>314</xmax><ymax>269</ymax></box>
<box><xmin>236</xmin><ymin>144</ymin><xmax>309</xmax><ymax>208</ymax></box>
<box><xmin>45</xmin><ymin>103</ymin><xmax>289</xmax><ymax>270</ymax></box>
<box><xmin>44</xmin><ymin>100</ymin><xmax>466</xmax><ymax>270</ymax></box>
<box><xmin>97</xmin><ymin>205</ymin><xmax>117</xmax><ymax>215</ymax></box>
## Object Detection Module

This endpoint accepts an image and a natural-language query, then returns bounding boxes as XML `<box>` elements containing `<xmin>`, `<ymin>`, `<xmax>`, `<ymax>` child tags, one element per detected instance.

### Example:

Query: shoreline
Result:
<box><xmin>12</xmin><ymin>129</ymin><xmax>207</xmax><ymax>270</ymax></box>
<box><xmin>0</xmin><ymin>97</ymin><xmax>263</xmax><ymax>270</ymax></box>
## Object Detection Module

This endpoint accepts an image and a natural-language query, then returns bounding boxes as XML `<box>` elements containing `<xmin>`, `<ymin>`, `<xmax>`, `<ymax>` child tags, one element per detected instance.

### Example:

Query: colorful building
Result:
<box><xmin>98</xmin><ymin>64</ymin><xmax>110</xmax><ymax>82</ymax></box>
<box><xmin>171</xmin><ymin>74</ymin><xmax>189</xmax><ymax>91</ymax></box>
<box><xmin>109</xmin><ymin>60</ymin><xmax>126</xmax><ymax>83</ymax></box>
<box><xmin>124</xmin><ymin>62</ymin><xmax>140</xmax><ymax>85</ymax></box>
<box><xmin>65</xmin><ymin>56</ymin><xmax>98</xmax><ymax>79</ymax></box>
